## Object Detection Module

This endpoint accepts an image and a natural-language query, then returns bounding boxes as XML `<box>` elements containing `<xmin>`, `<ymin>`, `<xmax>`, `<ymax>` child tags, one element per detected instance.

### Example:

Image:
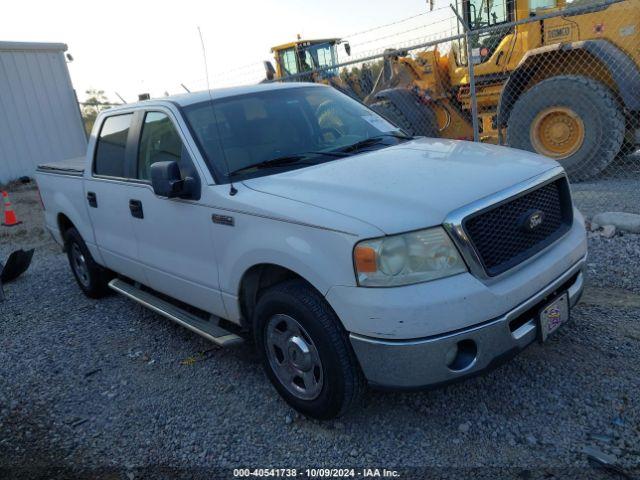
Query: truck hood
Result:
<box><xmin>242</xmin><ymin>138</ymin><xmax>559</xmax><ymax>235</ymax></box>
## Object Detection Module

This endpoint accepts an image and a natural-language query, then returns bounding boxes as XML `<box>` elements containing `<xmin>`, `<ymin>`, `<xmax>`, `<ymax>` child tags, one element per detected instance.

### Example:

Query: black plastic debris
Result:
<box><xmin>0</xmin><ymin>248</ymin><xmax>34</xmax><ymax>301</ymax></box>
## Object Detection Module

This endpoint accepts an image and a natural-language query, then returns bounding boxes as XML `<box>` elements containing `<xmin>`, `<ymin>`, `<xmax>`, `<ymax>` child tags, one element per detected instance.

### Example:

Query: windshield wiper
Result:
<box><xmin>228</xmin><ymin>151</ymin><xmax>349</xmax><ymax>176</ymax></box>
<box><xmin>337</xmin><ymin>132</ymin><xmax>414</xmax><ymax>154</ymax></box>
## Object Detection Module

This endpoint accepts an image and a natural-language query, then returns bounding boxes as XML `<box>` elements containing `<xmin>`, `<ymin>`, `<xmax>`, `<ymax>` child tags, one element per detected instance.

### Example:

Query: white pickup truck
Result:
<box><xmin>36</xmin><ymin>83</ymin><xmax>587</xmax><ymax>419</ymax></box>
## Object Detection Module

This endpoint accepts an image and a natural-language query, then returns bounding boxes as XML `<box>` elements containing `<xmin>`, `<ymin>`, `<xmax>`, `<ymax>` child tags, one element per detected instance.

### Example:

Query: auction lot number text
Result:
<box><xmin>233</xmin><ymin>468</ymin><xmax>400</xmax><ymax>478</ymax></box>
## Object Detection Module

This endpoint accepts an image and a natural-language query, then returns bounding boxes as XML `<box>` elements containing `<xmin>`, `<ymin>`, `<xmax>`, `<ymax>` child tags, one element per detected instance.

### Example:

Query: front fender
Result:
<box><xmin>214</xmin><ymin>211</ymin><xmax>365</xmax><ymax>323</ymax></box>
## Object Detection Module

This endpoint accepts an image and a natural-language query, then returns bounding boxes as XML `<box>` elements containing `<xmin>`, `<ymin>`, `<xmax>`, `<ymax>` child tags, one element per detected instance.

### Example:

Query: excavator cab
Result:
<box><xmin>271</xmin><ymin>38</ymin><xmax>340</xmax><ymax>78</ymax></box>
<box><xmin>451</xmin><ymin>0</ymin><xmax>517</xmax><ymax>65</ymax></box>
<box><xmin>267</xmin><ymin>38</ymin><xmax>348</xmax><ymax>81</ymax></box>
<box><xmin>452</xmin><ymin>0</ymin><xmax>570</xmax><ymax>65</ymax></box>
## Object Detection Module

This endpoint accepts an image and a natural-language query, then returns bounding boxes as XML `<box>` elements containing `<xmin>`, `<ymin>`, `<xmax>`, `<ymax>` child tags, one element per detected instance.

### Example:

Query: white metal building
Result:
<box><xmin>0</xmin><ymin>41</ymin><xmax>87</xmax><ymax>184</ymax></box>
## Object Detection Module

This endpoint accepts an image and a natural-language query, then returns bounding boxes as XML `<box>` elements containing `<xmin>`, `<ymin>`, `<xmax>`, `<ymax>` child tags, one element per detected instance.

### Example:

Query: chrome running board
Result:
<box><xmin>108</xmin><ymin>278</ymin><xmax>243</xmax><ymax>347</ymax></box>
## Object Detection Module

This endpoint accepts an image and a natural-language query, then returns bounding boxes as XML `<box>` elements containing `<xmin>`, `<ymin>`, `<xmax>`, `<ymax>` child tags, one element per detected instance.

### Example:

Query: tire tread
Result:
<box><xmin>507</xmin><ymin>74</ymin><xmax>625</xmax><ymax>181</ymax></box>
<box><xmin>255</xmin><ymin>280</ymin><xmax>365</xmax><ymax>418</ymax></box>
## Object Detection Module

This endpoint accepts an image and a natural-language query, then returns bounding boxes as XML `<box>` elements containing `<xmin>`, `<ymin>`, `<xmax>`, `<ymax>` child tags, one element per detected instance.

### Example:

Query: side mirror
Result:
<box><xmin>263</xmin><ymin>60</ymin><xmax>276</xmax><ymax>81</ymax></box>
<box><xmin>344</xmin><ymin>42</ymin><xmax>351</xmax><ymax>56</ymax></box>
<box><xmin>150</xmin><ymin>161</ymin><xmax>194</xmax><ymax>199</ymax></box>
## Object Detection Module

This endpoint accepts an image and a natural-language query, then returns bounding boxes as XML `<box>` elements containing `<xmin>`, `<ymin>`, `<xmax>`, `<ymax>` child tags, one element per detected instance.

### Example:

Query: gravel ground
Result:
<box><xmin>1</xmin><ymin>183</ymin><xmax>639</xmax><ymax>479</ymax></box>
<box><xmin>572</xmin><ymin>150</ymin><xmax>640</xmax><ymax>217</ymax></box>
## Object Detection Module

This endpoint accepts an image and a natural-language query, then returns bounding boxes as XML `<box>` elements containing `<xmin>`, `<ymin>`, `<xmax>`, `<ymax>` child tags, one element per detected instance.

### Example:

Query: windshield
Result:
<box><xmin>304</xmin><ymin>43</ymin><xmax>336</xmax><ymax>70</ymax></box>
<box><xmin>183</xmin><ymin>86</ymin><xmax>406</xmax><ymax>181</ymax></box>
<box><xmin>467</xmin><ymin>0</ymin><xmax>510</xmax><ymax>29</ymax></box>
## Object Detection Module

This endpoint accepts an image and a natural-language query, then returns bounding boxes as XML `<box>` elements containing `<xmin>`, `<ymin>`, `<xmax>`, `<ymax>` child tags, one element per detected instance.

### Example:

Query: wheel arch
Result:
<box><xmin>57</xmin><ymin>212</ymin><xmax>75</xmax><ymax>235</ymax></box>
<box><xmin>57</xmin><ymin>213</ymin><xmax>77</xmax><ymax>251</ymax></box>
<box><xmin>237</xmin><ymin>263</ymin><xmax>322</xmax><ymax>330</ymax></box>
<box><xmin>498</xmin><ymin>40</ymin><xmax>640</xmax><ymax>128</ymax></box>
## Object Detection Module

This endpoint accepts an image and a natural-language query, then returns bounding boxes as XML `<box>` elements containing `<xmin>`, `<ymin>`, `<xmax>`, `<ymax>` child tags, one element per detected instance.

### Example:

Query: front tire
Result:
<box><xmin>253</xmin><ymin>280</ymin><xmax>365</xmax><ymax>419</ymax></box>
<box><xmin>64</xmin><ymin>227</ymin><xmax>111</xmax><ymax>298</ymax></box>
<box><xmin>506</xmin><ymin>75</ymin><xmax>625</xmax><ymax>181</ymax></box>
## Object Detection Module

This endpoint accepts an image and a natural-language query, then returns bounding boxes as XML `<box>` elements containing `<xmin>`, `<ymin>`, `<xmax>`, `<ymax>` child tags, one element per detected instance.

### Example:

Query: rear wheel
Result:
<box><xmin>253</xmin><ymin>280</ymin><xmax>365</xmax><ymax>419</ymax></box>
<box><xmin>506</xmin><ymin>75</ymin><xmax>625</xmax><ymax>181</ymax></box>
<box><xmin>64</xmin><ymin>227</ymin><xmax>111</xmax><ymax>298</ymax></box>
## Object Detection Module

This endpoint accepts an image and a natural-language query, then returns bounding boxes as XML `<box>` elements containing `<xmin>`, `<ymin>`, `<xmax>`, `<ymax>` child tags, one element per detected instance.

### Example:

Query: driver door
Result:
<box><xmin>127</xmin><ymin>108</ymin><xmax>226</xmax><ymax>317</ymax></box>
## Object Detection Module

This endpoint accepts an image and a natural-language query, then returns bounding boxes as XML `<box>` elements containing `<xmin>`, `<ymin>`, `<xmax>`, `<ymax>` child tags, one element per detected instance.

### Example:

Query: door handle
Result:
<box><xmin>129</xmin><ymin>199</ymin><xmax>144</xmax><ymax>219</ymax></box>
<box><xmin>87</xmin><ymin>192</ymin><xmax>97</xmax><ymax>208</ymax></box>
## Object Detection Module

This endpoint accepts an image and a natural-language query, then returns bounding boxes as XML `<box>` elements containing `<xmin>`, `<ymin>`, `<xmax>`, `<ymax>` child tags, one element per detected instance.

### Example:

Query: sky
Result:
<box><xmin>1</xmin><ymin>0</ymin><xmax>458</xmax><ymax>103</ymax></box>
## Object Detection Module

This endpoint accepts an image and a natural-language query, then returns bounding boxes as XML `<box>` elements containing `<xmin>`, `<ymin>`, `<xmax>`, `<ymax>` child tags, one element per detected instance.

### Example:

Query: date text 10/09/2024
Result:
<box><xmin>232</xmin><ymin>468</ymin><xmax>401</xmax><ymax>477</ymax></box>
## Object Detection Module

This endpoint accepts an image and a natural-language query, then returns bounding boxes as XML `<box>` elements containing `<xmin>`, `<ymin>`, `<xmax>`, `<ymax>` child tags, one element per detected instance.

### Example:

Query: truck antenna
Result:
<box><xmin>197</xmin><ymin>26</ymin><xmax>237</xmax><ymax>196</ymax></box>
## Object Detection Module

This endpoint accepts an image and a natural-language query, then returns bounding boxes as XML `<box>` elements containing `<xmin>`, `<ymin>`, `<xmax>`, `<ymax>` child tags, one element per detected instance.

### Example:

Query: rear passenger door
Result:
<box><xmin>85</xmin><ymin>112</ymin><xmax>146</xmax><ymax>283</ymax></box>
<box><xmin>127</xmin><ymin>109</ymin><xmax>225</xmax><ymax>316</ymax></box>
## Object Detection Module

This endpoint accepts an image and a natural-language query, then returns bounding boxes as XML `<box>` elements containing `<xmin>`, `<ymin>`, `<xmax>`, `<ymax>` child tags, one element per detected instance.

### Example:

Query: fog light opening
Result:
<box><xmin>446</xmin><ymin>339</ymin><xmax>477</xmax><ymax>372</ymax></box>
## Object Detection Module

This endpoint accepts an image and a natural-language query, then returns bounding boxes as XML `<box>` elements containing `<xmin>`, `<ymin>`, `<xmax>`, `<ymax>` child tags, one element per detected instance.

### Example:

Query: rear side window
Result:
<box><xmin>137</xmin><ymin>112</ymin><xmax>184</xmax><ymax>180</ymax></box>
<box><xmin>94</xmin><ymin>114</ymin><xmax>133</xmax><ymax>177</ymax></box>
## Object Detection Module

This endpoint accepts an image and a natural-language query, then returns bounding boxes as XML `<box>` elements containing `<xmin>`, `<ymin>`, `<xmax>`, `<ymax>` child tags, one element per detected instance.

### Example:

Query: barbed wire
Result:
<box><xmin>203</xmin><ymin>3</ymin><xmax>458</xmax><ymax>81</ymax></box>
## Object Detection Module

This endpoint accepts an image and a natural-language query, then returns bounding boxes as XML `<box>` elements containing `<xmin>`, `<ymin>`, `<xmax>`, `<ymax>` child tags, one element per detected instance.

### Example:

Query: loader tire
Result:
<box><xmin>506</xmin><ymin>75</ymin><xmax>625</xmax><ymax>182</ymax></box>
<box><xmin>370</xmin><ymin>100</ymin><xmax>439</xmax><ymax>138</ymax></box>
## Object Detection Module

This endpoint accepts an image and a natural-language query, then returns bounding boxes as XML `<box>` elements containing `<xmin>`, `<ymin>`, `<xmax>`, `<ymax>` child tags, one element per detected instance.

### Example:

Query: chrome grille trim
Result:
<box><xmin>443</xmin><ymin>166</ymin><xmax>570</xmax><ymax>282</ymax></box>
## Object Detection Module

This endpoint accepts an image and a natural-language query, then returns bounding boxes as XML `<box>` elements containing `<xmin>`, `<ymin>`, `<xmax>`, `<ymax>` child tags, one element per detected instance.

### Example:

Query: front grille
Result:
<box><xmin>463</xmin><ymin>178</ymin><xmax>573</xmax><ymax>276</ymax></box>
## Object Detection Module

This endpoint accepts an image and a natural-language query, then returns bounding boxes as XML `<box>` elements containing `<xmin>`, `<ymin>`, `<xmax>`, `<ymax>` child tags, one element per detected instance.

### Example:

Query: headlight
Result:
<box><xmin>353</xmin><ymin>227</ymin><xmax>467</xmax><ymax>287</ymax></box>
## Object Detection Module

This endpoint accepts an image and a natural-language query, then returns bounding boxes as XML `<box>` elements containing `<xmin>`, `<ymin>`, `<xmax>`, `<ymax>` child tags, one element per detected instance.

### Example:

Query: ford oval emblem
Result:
<box><xmin>520</xmin><ymin>209</ymin><xmax>545</xmax><ymax>232</ymax></box>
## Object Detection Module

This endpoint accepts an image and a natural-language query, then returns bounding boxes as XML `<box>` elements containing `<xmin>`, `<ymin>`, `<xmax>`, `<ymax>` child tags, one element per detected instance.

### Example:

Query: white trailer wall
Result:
<box><xmin>0</xmin><ymin>41</ymin><xmax>87</xmax><ymax>184</ymax></box>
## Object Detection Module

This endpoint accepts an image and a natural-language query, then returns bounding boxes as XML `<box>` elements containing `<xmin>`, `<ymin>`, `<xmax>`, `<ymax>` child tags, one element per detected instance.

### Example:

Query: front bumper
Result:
<box><xmin>349</xmin><ymin>257</ymin><xmax>585</xmax><ymax>389</ymax></box>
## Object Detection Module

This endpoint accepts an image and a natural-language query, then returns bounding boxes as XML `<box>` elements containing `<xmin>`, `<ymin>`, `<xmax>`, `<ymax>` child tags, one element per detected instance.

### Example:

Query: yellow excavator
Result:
<box><xmin>267</xmin><ymin>38</ymin><xmax>344</xmax><ymax>78</ymax></box>
<box><xmin>267</xmin><ymin>0</ymin><xmax>640</xmax><ymax>179</ymax></box>
<box><xmin>265</xmin><ymin>37</ymin><xmax>373</xmax><ymax>100</ymax></box>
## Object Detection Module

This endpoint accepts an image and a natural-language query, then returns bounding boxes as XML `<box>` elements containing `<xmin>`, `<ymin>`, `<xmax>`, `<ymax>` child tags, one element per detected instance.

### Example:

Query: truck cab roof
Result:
<box><xmin>110</xmin><ymin>82</ymin><xmax>326</xmax><ymax>111</ymax></box>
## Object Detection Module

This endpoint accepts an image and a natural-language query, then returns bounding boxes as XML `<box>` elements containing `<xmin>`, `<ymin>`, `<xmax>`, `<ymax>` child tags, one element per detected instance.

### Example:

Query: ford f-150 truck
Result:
<box><xmin>35</xmin><ymin>83</ymin><xmax>587</xmax><ymax>419</ymax></box>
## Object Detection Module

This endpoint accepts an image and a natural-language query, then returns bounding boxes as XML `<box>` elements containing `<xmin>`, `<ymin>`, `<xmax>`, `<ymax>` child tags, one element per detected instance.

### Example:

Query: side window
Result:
<box><xmin>137</xmin><ymin>112</ymin><xmax>185</xmax><ymax>181</ymax></box>
<box><xmin>94</xmin><ymin>114</ymin><xmax>133</xmax><ymax>177</ymax></box>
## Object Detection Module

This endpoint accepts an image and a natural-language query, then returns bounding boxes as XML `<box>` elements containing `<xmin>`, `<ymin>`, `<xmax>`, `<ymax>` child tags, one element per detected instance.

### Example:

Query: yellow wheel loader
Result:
<box><xmin>265</xmin><ymin>37</ymin><xmax>373</xmax><ymax>98</ymax></box>
<box><xmin>267</xmin><ymin>0</ymin><xmax>639</xmax><ymax>180</ymax></box>
<box><xmin>266</xmin><ymin>38</ymin><xmax>440</xmax><ymax>136</ymax></box>
<box><xmin>268</xmin><ymin>38</ymin><xmax>343</xmax><ymax>79</ymax></box>
<box><xmin>364</xmin><ymin>0</ymin><xmax>640</xmax><ymax>180</ymax></box>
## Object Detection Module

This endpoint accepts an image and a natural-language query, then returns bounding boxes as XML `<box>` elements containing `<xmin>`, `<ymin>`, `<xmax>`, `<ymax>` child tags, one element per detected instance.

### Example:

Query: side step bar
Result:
<box><xmin>108</xmin><ymin>279</ymin><xmax>243</xmax><ymax>347</ymax></box>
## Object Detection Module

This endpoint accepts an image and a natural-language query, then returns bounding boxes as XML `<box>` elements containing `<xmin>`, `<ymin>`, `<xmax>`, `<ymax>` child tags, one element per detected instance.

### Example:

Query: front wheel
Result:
<box><xmin>506</xmin><ymin>75</ymin><xmax>625</xmax><ymax>181</ymax></box>
<box><xmin>253</xmin><ymin>280</ymin><xmax>365</xmax><ymax>419</ymax></box>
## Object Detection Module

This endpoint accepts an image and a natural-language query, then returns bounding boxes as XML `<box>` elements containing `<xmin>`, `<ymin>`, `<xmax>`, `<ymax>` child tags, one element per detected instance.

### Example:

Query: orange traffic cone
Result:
<box><xmin>2</xmin><ymin>191</ymin><xmax>22</xmax><ymax>227</ymax></box>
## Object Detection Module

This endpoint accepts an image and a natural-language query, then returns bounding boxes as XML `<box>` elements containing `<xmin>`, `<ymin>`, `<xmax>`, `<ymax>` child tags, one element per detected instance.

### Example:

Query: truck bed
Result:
<box><xmin>37</xmin><ymin>156</ymin><xmax>85</xmax><ymax>176</ymax></box>
<box><xmin>35</xmin><ymin>155</ymin><xmax>95</xmax><ymax>249</ymax></box>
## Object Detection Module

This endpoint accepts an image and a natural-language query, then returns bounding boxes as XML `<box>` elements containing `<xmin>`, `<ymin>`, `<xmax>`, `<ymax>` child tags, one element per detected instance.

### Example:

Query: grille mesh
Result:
<box><xmin>464</xmin><ymin>179</ymin><xmax>572</xmax><ymax>276</ymax></box>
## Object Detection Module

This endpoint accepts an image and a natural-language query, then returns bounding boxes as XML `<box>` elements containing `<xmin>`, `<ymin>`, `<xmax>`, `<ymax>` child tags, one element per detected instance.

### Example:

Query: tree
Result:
<box><xmin>81</xmin><ymin>89</ymin><xmax>113</xmax><ymax>134</ymax></box>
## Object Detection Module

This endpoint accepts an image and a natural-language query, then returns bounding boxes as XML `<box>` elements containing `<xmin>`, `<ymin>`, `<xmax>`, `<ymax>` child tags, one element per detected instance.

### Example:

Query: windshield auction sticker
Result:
<box><xmin>361</xmin><ymin>115</ymin><xmax>397</xmax><ymax>132</ymax></box>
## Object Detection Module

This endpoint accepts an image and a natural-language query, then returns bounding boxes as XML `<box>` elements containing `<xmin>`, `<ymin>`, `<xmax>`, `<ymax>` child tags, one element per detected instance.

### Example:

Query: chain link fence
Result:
<box><xmin>259</xmin><ymin>0</ymin><xmax>639</xmax><ymax>215</ymax></box>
